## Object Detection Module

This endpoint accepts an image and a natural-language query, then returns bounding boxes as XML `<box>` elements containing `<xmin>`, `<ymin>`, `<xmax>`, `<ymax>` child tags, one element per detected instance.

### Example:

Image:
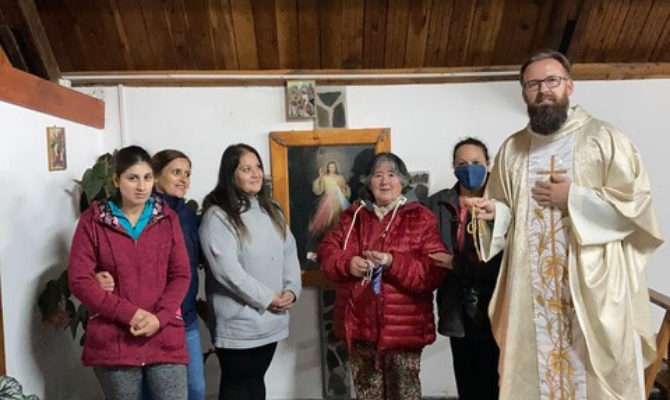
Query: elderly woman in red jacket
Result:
<box><xmin>318</xmin><ymin>152</ymin><xmax>452</xmax><ymax>400</ymax></box>
<box><xmin>69</xmin><ymin>146</ymin><xmax>191</xmax><ymax>400</ymax></box>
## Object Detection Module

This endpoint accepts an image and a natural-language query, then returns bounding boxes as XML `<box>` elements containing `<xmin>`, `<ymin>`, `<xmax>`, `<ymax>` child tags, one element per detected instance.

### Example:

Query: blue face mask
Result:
<box><xmin>454</xmin><ymin>164</ymin><xmax>487</xmax><ymax>190</ymax></box>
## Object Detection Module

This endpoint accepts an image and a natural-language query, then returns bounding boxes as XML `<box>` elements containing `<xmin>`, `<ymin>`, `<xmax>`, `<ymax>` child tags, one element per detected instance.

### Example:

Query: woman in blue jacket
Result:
<box><xmin>152</xmin><ymin>150</ymin><xmax>205</xmax><ymax>400</ymax></box>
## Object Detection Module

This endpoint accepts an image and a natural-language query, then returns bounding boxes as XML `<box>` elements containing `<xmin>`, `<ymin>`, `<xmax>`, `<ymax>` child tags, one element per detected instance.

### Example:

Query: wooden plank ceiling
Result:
<box><xmin>2</xmin><ymin>0</ymin><xmax>670</xmax><ymax>79</ymax></box>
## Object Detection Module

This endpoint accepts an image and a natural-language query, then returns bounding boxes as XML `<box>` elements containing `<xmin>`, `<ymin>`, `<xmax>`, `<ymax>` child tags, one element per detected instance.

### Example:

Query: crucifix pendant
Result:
<box><xmin>536</xmin><ymin>155</ymin><xmax>568</xmax><ymax>186</ymax></box>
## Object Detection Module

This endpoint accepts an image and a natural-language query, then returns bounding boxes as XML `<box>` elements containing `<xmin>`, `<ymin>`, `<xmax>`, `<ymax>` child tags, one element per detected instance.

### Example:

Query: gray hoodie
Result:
<box><xmin>200</xmin><ymin>199</ymin><xmax>302</xmax><ymax>349</ymax></box>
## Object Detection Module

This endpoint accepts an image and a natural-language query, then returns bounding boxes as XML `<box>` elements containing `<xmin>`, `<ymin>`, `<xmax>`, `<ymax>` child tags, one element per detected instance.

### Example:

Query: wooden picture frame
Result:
<box><xmin>47</xmin><ymin>126</ymin><xmax>67</xmax><ymax>171</ymax></box>
<box><xmin>285</xmin><ymin>80</ymin><xmax>316</xmax><ymax>120</ymax></box>
<box><xmin>269</xmin><ymin>128</ymin><xmax>391</xmax><ymax>287</ymax></box>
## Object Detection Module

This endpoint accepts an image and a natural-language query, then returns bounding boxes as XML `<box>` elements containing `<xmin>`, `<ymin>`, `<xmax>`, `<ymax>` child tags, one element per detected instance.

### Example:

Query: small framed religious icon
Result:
<box><xmin>47</xmin><ymin>126</ymin><xmax>67</xmax><ymax>171</ymax></box>
<box><xmin>285</xmin><ymin>80</ymin><xmax>316</xmax><ymax>120</ymax></box>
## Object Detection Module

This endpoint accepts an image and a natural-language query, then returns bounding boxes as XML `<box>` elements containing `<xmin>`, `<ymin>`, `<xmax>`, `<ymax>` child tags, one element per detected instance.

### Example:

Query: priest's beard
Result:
<box><xmin>527</xmin><ymin>93</ymin><xmax>569</xmax><ymax>135</ymax></box>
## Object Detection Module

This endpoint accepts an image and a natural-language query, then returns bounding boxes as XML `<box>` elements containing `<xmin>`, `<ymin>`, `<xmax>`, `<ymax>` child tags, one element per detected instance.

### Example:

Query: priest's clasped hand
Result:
<box><xmin>462</xmin><ymin>197</ymin><xmax>496</xmax><ymax>220</ymax></box>
<box><xmin>532</xmin><ymin>174</ymin><xmax>571</xmax><ymax>208</ymax></box>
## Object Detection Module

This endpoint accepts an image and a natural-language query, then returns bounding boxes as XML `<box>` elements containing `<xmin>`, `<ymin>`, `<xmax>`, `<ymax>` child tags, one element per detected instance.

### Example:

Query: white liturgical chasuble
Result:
<box><xmin>480</xmin><ymin>106</ymin><xmax>663</xmax><ymax>400</ymax></box>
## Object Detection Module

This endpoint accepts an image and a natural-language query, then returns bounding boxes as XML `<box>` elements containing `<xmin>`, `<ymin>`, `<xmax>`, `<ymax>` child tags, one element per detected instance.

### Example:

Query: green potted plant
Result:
<box><xmin>0</xmin><ymin>375</ymin><xmax>41</xmax><ymax>400</ymax></box>
<box><xmin>37</xmin><ymin>152</ymin><xmax>115</xmax><ymax>342</ymax></box>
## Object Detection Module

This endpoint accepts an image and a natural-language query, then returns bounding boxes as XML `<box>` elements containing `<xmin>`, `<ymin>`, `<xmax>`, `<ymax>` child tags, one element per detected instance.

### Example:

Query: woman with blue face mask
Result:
<box><xmin>426</xmin><ymin>137</ymin><xmax>502</xmax><ymax>400</ymax></box>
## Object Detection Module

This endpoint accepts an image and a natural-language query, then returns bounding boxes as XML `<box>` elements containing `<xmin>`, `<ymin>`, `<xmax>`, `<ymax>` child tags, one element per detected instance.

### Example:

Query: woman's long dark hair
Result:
<box><xmin>203</xmin><ymin>144</ymin><xmax>286</xmax><ymax>241</ymax></box>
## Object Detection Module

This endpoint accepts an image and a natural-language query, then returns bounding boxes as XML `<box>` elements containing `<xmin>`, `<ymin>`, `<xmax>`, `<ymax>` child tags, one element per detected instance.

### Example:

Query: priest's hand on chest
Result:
<box><xmin>532</xmin><ymin>174</ymin><xmax>572</xmax><ymax>208</ymax></box>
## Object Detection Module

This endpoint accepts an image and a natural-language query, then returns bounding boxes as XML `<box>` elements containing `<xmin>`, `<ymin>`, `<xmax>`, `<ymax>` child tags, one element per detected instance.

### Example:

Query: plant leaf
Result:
<box><xmin>56</xmin><ymin>270</ymin><xmax>69</xmax><ymax>297</ymax></box>
<box><xmin>105</xmin><ymin>180</ymin><xmax>116</xmax><ymax>198</ymax></box>
<box><xmin>81</xmin><ymin>168</ymin><xmax>104</xmax><ymax>205</ymax></box>
<box><xmin>65</xmin><ymin>299</ymin><xmax>76</xmax><ymax>319</ymax></box>
<box><xmin>0</xmin><ymin>375</ymin><xmax>25</xmax><ymax>398</ymax></box>
<box><xmin>37</xmin><ymin>281</ymin><xmax>62</xmax><ymax>319</ymax></box>
<box><xmin>70</xmin><ymin>303</ymin><xmax>88</xmax><ymax>339</ymax></box>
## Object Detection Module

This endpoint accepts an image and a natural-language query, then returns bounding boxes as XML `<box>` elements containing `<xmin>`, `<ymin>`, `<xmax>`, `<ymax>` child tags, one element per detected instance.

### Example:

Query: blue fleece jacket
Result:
<box><xmin>156</xmin><ymin>192</ymin><xmax>200</xmax><ymax>326</ymax></box>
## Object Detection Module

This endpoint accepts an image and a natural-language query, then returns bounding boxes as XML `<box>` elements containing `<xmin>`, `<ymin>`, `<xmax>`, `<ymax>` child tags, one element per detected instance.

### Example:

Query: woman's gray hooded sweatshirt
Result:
<box><xmin>200</xmin><ymin>198</ymin><xmax>302</xmax><ymax>349</ymax></box>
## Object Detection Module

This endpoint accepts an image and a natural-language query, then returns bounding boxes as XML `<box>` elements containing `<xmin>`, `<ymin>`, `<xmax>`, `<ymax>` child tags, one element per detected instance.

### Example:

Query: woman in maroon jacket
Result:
<box><xmin>69</xmin><ymin>146</ymin><xmax>191</xmax><ymax>400</ymax></box>
<box><xmin>318</xmin><ymin>152</ymin><xmax>452</xmax><ymax>400</ymax></box>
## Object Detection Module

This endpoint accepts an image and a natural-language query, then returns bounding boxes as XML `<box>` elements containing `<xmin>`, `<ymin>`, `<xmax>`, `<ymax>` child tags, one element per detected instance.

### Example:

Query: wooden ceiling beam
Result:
<box><xmin>16</xmin><ymin>0</ymin><xmax>61</xmax><ymax>81</ymax></box>
<box><xmin>0</xmin><ymin>64</ymin><xmax>104</xmax><ymax>128</ymax></box>
<box><xmin>572</xmin><ymin>62</ymin><xmax>670</xmax><ymax>80</ymax></box>
<box><xmin>60</xmin><ymin>62</ymin><xmax>670</xmax><ymax>87</ymax></box>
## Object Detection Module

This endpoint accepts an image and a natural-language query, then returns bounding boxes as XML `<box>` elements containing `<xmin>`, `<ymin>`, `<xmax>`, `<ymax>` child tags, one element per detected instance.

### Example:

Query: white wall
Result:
<box><xmin>3</xmin><ymin>79</ymin><xmax>666</xmax><ymax>399</ymax></box>
<box><xmin>0</xmin><ymin>100</ymin><xmax>104</xmax><ymax>399</ymax></box>
<box><xmin>76</xmin><ymin>79</ymin><xmax>670</xmax><ymax>399</ymax></box>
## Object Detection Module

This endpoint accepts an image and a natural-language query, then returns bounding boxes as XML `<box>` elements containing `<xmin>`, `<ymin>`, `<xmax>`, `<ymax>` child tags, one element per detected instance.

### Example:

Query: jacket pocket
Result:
<box><xmin>216</xmin><ymin>295</ymin><xmax>245</xmax><ymax>321</ymax></box>
<box><xmin>86</xmin><ymin>316</ymin><xmax>119</xmax><ymax>353</ymax></box>
<box><xmin>224</xmin><ymin>305</ymin><xmax>287</xmax><ymax>339</ymax></box>
<box><xmin>160</xmin><ymin>315</ymin><xmax>186</xmax><ymax>351</ymax></box>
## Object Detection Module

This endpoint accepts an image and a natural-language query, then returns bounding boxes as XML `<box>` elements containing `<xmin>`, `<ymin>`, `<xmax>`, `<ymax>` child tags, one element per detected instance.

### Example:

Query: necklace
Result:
<box><xmin>466</xmin><ymin>202</ymin><xmax>486</xmax><ymax>261</ymax></box>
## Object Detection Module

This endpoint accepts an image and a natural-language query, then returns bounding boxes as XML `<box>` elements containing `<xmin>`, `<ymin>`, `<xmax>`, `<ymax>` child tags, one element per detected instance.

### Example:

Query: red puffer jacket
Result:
<box><xmin>68</xmin><ymin>197</ymin><xmax>191</xmax><ymax>367</ymax></box>
<box><xmin>318</xmin><ymin>199</ymin><xmax>448</xmax><ymax>355</ymax></box>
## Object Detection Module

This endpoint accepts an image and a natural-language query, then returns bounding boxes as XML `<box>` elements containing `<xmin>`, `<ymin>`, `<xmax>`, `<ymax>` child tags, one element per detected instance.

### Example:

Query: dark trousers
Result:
<box><xmin>215</xmin><ymin>342</ymin><xmax>277</xmax><ymax>400</ymax></box>
<box><xmin>450</xmin><ymin>334</ymin><xmax>500</xmax><ymax>400</ymax></box>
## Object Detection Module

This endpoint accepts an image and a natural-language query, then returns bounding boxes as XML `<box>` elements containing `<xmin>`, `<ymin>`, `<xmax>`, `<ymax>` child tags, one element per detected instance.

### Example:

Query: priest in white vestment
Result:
<box><xmin>470</xmin><ymin>49</ymin><xmax>663</xmax><ymax>400</ymax></box>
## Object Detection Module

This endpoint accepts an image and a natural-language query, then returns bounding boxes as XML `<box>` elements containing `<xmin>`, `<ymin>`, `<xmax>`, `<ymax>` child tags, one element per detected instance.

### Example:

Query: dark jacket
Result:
<box><xmin>157</xmin><ymin>192</ymin><xmax>200</xmax><ymax>326</ymax></box>
<box><xmin>69</xmin><ymin>196</ymin><xmax>191</xmax><ymax>366</ymax></box>
<box><xmin>426</xmin><ymin>184</ymin><xmax>502</xmax><ymax>339</ymax></box>
<box><xmin>318</xmin><ymin>199</ymin><xmax>448</xmax><ymax>355</ymax></box>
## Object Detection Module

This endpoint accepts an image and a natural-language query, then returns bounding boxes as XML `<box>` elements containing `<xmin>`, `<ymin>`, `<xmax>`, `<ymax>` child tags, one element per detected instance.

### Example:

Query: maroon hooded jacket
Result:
<box><xmin>68</xmin><ymin>197</ymin><xmax>191</xmax><ymax>366</ymax></box>
<box><xmin>318</xmin><ymin>199</ymin><xmax>448</xmax><ymax>355</ymax></box>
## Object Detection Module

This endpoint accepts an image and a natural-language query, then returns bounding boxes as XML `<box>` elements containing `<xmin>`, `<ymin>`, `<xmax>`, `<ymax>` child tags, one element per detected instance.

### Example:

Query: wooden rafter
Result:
<box><xmin>0</xmin><ymin>24</ymin><xmax>28</xmax><ymax>70</ymax></box>
<box><xmin>0</xmin><ymin>64</ymin><xmax>104</xmax><ymax>128</ymax></box>
<box><xmin>16</xmin><ymin>0</ymin><xmax>60</xmax><ymax>81</ymax></box>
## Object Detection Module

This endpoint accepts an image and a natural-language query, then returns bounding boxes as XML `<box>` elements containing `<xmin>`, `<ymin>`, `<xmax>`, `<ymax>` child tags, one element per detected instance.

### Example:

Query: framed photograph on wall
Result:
<box><xmin>47</xmin><ymin>126</ymin><xmax>67</xmax><ymax>171</ymax></box>
<box><xmin>269</xmin><ymin>128</ymin><xmax>391</xmax><ymax>287</ymax></box>
<box><xmin>285</xmin><ymin>80</ymin><xmax>316</xmax><ymax>120</ymax></box>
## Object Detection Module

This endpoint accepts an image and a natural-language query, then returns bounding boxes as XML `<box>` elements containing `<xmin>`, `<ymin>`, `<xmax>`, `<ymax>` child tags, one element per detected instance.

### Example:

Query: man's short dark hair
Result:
<box><xmin>519</xmin><ymin>49</ymin><xmax>572</xmax><ymax>84</ymax></box>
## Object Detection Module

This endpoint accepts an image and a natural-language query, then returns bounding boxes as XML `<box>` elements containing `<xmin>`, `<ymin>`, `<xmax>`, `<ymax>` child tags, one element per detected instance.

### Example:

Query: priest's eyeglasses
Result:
<box><xmin>523</xmin><ymin>76</ymin><xmax>570</xmax><ymax>91</ymax></box>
